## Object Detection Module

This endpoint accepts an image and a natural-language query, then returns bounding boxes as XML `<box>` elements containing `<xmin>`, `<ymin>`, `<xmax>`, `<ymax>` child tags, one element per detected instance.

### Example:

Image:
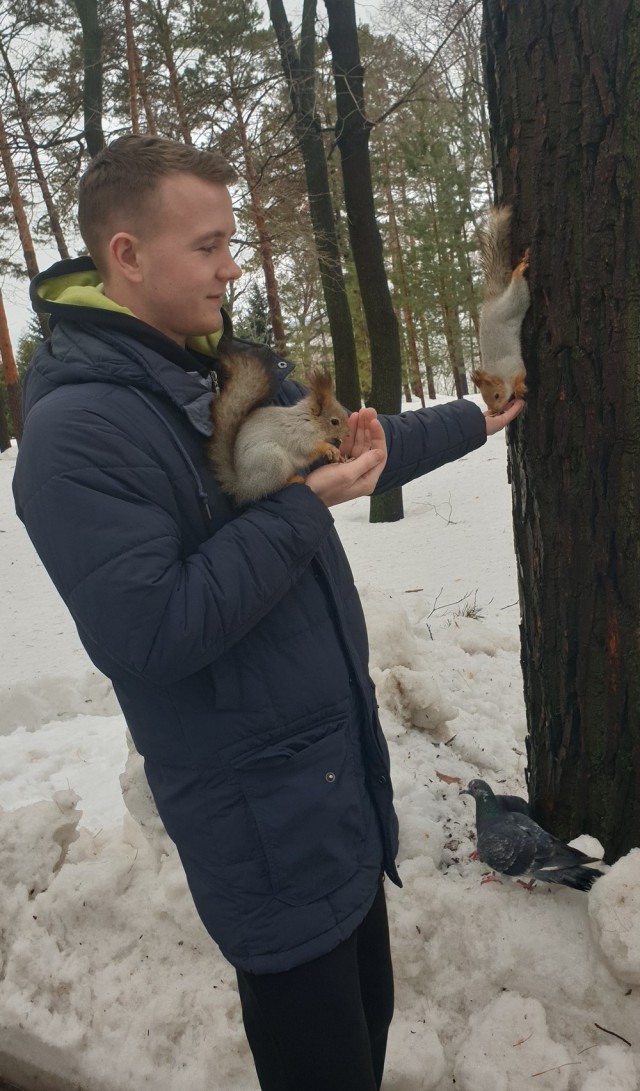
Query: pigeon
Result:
<box><xmin>496</xmin><ymin>791</ymin><xmax>531</xmax><ymax>817</ymax></box>
<box><xmin>460</xmin><ymin>778</ymin><xmax>603</xmax><ymax>891</ymax></box>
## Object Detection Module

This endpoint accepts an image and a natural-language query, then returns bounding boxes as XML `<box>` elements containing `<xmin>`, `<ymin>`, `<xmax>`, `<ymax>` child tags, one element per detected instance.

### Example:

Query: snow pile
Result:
<box><xmin>453</xmin><ymin>992</ymin><xmax>573</xmax><ymax>1091</ymax></box>
<box><xmin>2</xmin><ymin>403</ymin><xmax>640</xmax><ymax>1091</ymax></box>
<box><xmin>589</xmin><ymin>849</ymin><xmax>640</xmax><ymax>985</ymax></box>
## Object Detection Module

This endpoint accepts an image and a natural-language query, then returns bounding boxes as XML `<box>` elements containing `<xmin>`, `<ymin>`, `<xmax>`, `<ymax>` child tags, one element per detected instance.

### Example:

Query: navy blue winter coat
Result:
<box><xmin>13</xmin><ymin>259</ymin><xmax>487</xmax><ymax>973</ymax></box>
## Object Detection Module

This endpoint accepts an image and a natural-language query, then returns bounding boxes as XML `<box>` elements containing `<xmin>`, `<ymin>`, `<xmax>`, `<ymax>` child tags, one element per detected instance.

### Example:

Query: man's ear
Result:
<box><xmin>108</xmin><ymin>232</ymin><xmax>143</xmax><ymax>284</ymax></box>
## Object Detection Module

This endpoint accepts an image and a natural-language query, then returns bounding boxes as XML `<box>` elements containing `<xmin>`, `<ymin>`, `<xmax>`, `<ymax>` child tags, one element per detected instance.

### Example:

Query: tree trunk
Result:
<box><xmin>324</xmin><ymin>0</ymin><xmax>404</xmax><ymax>522</ymax></box>
<box><xmin>0</xmin><ymin>105</ymin><xmax>48</xmax><ymax>337</ymax></box>
<box><xmin>148</xmin><ymin>0</ymin><xmax>192</xmax><ymax>144</ymax></box>
<box><xmin>268</xmin><ymin>0</ymin><xmax>361</xmax><ymax>409</ymax></box>
<box><xmin>133</xmin><ymin>42</ymin><xmax>158</xmax><ymax>134</ymax></box>
<box><xmin>0</xmin><ymin>384</ymin><xmax>11</xmax><ymax>452</ymax></box>
<box><xmin>230</xmin><ymin>86</ymin><xmax>287</xmax><ymax>356</ymax></box>
<box><xmin>428</xmin><ymin>186</ymin><xmax>468</xmax><ymax>397</ymax></box>
<box><xmin>72</xmin><ymin>0</ymin><xmax>105</xmax><ymax>157</ymax></box>
<box><xmin>0</xmin><ymin>40</ymin><xmax>70</xmax><ymax>260</ymax></box>
<box><xmin>382</xmin><ymin>148</ymin><xmax>425</xmax><ymax>407</ymax></box>
<box><xmin>123</xmin><ymin>0</ymin><xmax>140</xmax><ymax>134</ymax></box>
<box><xmin>0</xmin><ymin>289</ymin><xmax>23</xmax><ymax>444</ymax></box>
<box><xmin>418</xmin><ymin>316</ymin><xmax>437</xmax><ymax>401</ymax></box>
<box><xmin>483</xmin><ymin>0</ymin><xmax>640</xmax><ymax>860</ymax></box>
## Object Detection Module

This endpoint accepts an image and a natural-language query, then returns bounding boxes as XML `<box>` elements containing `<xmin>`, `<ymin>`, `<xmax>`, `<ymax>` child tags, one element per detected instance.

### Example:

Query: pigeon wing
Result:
<box><xmin>477</xmin><ymin>813</ymin><xmax>538</xmax><ymax>876</ymax></box>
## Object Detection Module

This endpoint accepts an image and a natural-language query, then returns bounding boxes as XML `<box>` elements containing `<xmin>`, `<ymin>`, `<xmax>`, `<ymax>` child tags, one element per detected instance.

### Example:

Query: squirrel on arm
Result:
<box><xmin>472</xmin><ymin>206</ymin><xmax>530</xmax><ymax>415</ymax></box>
<box><xmin>209</xmin><ymin>347</ymin><xmax>350</xmax><ymax>506</ymax></box>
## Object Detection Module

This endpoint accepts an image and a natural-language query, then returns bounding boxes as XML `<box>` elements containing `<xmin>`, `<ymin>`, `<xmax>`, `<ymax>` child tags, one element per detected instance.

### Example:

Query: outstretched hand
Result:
<box><xmin>484</xmin><ymin>398</ymin><xmax>525</xmax><ymax>435</ymax></box>
<box><xmin>305</xmin><ymin>407</ymin><xmax>387</xmax><ymax>507</ymax></box>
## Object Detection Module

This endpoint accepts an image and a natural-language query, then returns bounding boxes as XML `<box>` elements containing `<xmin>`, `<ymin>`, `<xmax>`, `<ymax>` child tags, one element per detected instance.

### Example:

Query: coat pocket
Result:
<box><xmin>231</xmin><ymin>719</ymin><xmax>369</xmax><ymax>907</ymax></box>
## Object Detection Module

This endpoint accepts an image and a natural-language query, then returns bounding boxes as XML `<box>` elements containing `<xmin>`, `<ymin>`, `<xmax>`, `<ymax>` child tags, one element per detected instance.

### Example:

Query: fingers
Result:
<box><xmin>341</xmin><ymin>407</ymin><xmax>379</xmax><ymax>459</ymax></box>
<box><xmin>485</xmin><ymin>398</ymin><xmax>525</xmax><ymax>435</ymax></box>
<box><xmin>305</xmin><ymin>446</ymin><xmax>386</xmax><ymax>506</ymax></box>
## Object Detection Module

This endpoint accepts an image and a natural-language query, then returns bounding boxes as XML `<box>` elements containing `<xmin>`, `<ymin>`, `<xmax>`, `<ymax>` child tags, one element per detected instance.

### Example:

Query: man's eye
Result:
<box><xmin>199</xmin><ymin>246</ymin><xmax>216</xmax><ymax>253</ymax></box>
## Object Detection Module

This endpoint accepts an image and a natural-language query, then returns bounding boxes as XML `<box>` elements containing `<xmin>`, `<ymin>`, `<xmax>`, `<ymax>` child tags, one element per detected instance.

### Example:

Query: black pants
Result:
<box><xmin>236</xmin><ymin>880</ymin><xmax>394</xmax><ymax>1091</ymax></box>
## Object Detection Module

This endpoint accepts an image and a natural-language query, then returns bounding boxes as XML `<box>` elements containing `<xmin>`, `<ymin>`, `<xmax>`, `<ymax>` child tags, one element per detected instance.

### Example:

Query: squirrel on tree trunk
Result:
<box><xmin>472</xmin><ymin>206</ymin><xmax>530</xmax><ymax>415</ymax></box>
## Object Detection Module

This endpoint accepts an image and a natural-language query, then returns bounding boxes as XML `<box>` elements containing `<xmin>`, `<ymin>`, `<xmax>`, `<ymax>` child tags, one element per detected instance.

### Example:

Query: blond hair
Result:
<box><xmin>78</xmin><ymin>135</ymin><xmax>237</xmax><ymax>273</ymax></box>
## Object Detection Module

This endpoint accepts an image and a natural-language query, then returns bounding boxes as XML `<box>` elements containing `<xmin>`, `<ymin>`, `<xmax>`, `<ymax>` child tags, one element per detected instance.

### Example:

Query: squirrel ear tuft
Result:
<box><xmin>307</xmin><ymin>368</ymin><xmax>335</xmax><ymax>412</ymax></box>
<box><xmin>471</xmin><ymin>369</ymin><xmax>490</xmax><ymax>386</ymax></box>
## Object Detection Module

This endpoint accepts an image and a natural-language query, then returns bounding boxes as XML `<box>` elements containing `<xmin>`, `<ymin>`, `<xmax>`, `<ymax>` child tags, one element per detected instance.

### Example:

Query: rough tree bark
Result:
<box><xmin>483</xmin><ymin>0</ymin><xmax>640</xmax><ymax>859</ymax></box>
<box><xmin>268</xmin><ymin>0</ymin><xmax>361</xmax><ymax>409</ymax></box>
<box><xmin>325</xmin><ymin>0</ymin><xmax>404</xmax><ymax>522</ymax></box>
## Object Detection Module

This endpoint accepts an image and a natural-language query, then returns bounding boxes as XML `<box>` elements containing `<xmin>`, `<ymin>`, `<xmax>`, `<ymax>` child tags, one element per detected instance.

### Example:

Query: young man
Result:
<box><xmin>13</xmin><ymin>135</ymin><xmax>523</xmax><ymax>1091</ymax></box>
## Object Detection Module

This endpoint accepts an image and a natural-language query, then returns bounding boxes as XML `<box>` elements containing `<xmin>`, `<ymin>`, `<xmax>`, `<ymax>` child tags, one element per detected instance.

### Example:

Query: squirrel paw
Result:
<box><xmin>514</xmin><ymin>248</ymin><xmax>530</xmax><ymax>279</ymax></box>
<box><xmin>318</xmin><ymin>443</ymin><xmax>344</xmax><ymax>464</ymax></box>
<box><xmin>513</xmin><ymin>370</ymin><xmax>528</xmax><ymax>399</ymax></box>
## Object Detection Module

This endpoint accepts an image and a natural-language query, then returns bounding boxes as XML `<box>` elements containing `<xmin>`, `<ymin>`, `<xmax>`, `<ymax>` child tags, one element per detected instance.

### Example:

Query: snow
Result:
<box><xmin>1</xmin><ymin>394</ymin><xmax>638</xmax><ymax>1091</ymax></box>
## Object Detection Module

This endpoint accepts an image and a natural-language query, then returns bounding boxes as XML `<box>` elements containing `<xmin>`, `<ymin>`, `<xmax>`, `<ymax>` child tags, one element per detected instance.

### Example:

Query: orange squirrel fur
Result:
<box><xmin>472</xmin><ymin>206</ymin><xmax>530</xmax><ymax>414</ymax></box>
<box><xmin>209</xmin><ymin>348</ymin><xmax>349</xmax><ymax>505</ymax></box>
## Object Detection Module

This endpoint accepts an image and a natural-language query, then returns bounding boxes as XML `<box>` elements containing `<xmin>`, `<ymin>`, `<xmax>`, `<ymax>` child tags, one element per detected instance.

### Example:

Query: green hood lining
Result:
<box><xmin>35</xmin><ymin>270</ymin><xmax>223</xmax><ymax>358</ymax></box>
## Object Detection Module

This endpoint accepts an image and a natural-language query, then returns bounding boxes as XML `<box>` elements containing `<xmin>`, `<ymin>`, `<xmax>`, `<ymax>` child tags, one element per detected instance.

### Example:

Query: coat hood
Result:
<box><xmin>25</xmin><ymin>257</ymin><xmax>294</xmax><ymax>437</ymax></box>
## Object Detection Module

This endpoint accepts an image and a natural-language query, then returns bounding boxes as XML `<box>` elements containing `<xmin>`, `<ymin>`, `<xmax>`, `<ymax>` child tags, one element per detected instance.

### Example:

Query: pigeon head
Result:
<box><xmin>460</xmin><ymin>779</ymin><xmax>495</xmax><ymax>802</ymax></box>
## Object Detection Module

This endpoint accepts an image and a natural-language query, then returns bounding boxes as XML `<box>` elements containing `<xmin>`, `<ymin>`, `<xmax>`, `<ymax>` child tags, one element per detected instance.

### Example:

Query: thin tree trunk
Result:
<box><xmin>484</xmin><ymin>0</ymin><xmax>640</xmax><ymax>860</ymax></box>
<box><xmin>0</xmin><ymin>384</ymin><xmax>11</xmax><ymax>452</ymax></box>
<box><xmin>417</xmin><ymin>316</ymin><xmax>437</xmax><ymax>400</ymax></box>
<box><xmin>133</xmin><ymin>42</ymin><xmax>158</xmax><ymax>133</ymax></box>
<box><xmin>0</xmin><ymin>105</ymin><xmax>48</xmax><ymax>337</ymax></box>
<box><xmin>123</xmin><ymin>0</ymin><xmax>140</xmax><ymax>134</ymax></box>
<box><xmin>456</xmin><ymin>219</ymin><xmax>480</xmax><ymax>339</ymax></box>
<box><xmin>0</xmin><ymin>106</ymin><xmax>38</xmax><ymax>281</ymax></box>
<box><xmin>0</xmin><ymin>289</ymin><xmax>23</xmax><ymax>444</ymax></box>
<box><xmin>381</xmin><ymin>149</ymin><xmax>424</xmax><ymax>407</ymax></box>
<box><xmin>268</xmin><ymin>0</ymin><xmax>360</xmax><ymax>409</ymax></box>
<box><xmin>325</xmin><ymin>0</ymin><xmax>403</xmax><ymax>522</ymax></box>
<box><xmin>0</xmin><ymin>40</ymin><xmax>70</xmax><ymax>260</ymax></box>
<box><xmin>72</xmin><ymin>0</ymin><xmax>105</xmax><ymax>157</ymax></box>
<box><xmin>230</xmin><ymin>86</ymin><xmax>287</xmax><ymax>356</ymax></box>
<box><xmin>147</xmin><ymin>0</ymin><xmax>192</xmax><ymax>144</ymax></box>
<box><xmin>429</xmin><ymin>187</ymin><xmax>468</xmax><ymax>396</ymax></box>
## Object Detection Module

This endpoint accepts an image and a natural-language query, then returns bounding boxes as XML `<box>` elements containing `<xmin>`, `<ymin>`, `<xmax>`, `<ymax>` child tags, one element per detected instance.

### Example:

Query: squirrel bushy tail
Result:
<box><xmin>479</xmin><ymin>206</ymin><xmax>513</xmax><ymax>300</ymax></box>
<box><xmin>210</xmin><ymin>349</ymin><xmax>277</xmax><ymax>499</ymax></box>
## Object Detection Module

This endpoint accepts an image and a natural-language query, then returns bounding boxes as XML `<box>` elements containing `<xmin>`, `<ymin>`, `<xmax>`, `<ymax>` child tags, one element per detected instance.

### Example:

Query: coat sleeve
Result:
<box><xmin>375</xmin><ymin>397</ymin><xmax>487</xmax><ymax>492</ymax></box>
<box><xmin>14</xmin><ymin>405</ymin><xmax>334</xmax><ymax>686</ymax></box>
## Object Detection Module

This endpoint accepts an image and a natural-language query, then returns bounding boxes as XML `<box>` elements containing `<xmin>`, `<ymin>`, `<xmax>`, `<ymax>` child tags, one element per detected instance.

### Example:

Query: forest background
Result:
<box><xmin>0</xmin><ymin>0</ymin><xmax>491</xmax><ymax>445</ymax></box>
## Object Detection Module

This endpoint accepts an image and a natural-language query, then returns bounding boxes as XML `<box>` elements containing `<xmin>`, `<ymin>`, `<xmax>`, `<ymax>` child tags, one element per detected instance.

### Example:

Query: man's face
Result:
<box><xmin>115</xmin><ymin>173</ymin><xmax>241</xmax><ymax>345</ymax></box>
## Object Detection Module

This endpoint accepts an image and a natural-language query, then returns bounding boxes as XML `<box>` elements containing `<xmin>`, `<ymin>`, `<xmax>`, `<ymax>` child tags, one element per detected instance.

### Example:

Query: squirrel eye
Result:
<box><xmin>330</xmin><ymin>417</ymin><xmax>340</xmax><ymax>426</ymax></box>
<box><xmin>494</xmin><ymin>393</ymin><xmax>500</xmax><ymax>400</ymax></box>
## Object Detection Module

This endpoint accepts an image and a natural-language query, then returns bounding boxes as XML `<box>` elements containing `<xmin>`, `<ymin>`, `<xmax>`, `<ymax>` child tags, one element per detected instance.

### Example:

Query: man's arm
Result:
<box><xmin>373</xmin><ymin>397</ymin><xmax>523</xmax><ymax>493</ymax></box>
<box><xmin>14</xmin><ymin>408</ymin><xmax>335</xmax><ymax>686</ymax></box>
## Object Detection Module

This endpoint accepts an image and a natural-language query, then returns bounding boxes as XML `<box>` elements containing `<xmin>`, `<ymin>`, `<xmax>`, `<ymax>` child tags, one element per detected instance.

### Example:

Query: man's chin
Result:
<box><xmin>185</xmin><ymin>320</ymin><xmax>223</xmax><ymax>342</ymax></box>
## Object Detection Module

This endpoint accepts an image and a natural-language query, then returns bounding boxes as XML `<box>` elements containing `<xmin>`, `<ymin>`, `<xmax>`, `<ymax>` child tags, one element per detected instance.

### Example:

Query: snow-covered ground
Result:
<box><xmin>1</xmin><ymin>395</ymin><xmax>639</xmax><ymax>1091</ymax></box>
